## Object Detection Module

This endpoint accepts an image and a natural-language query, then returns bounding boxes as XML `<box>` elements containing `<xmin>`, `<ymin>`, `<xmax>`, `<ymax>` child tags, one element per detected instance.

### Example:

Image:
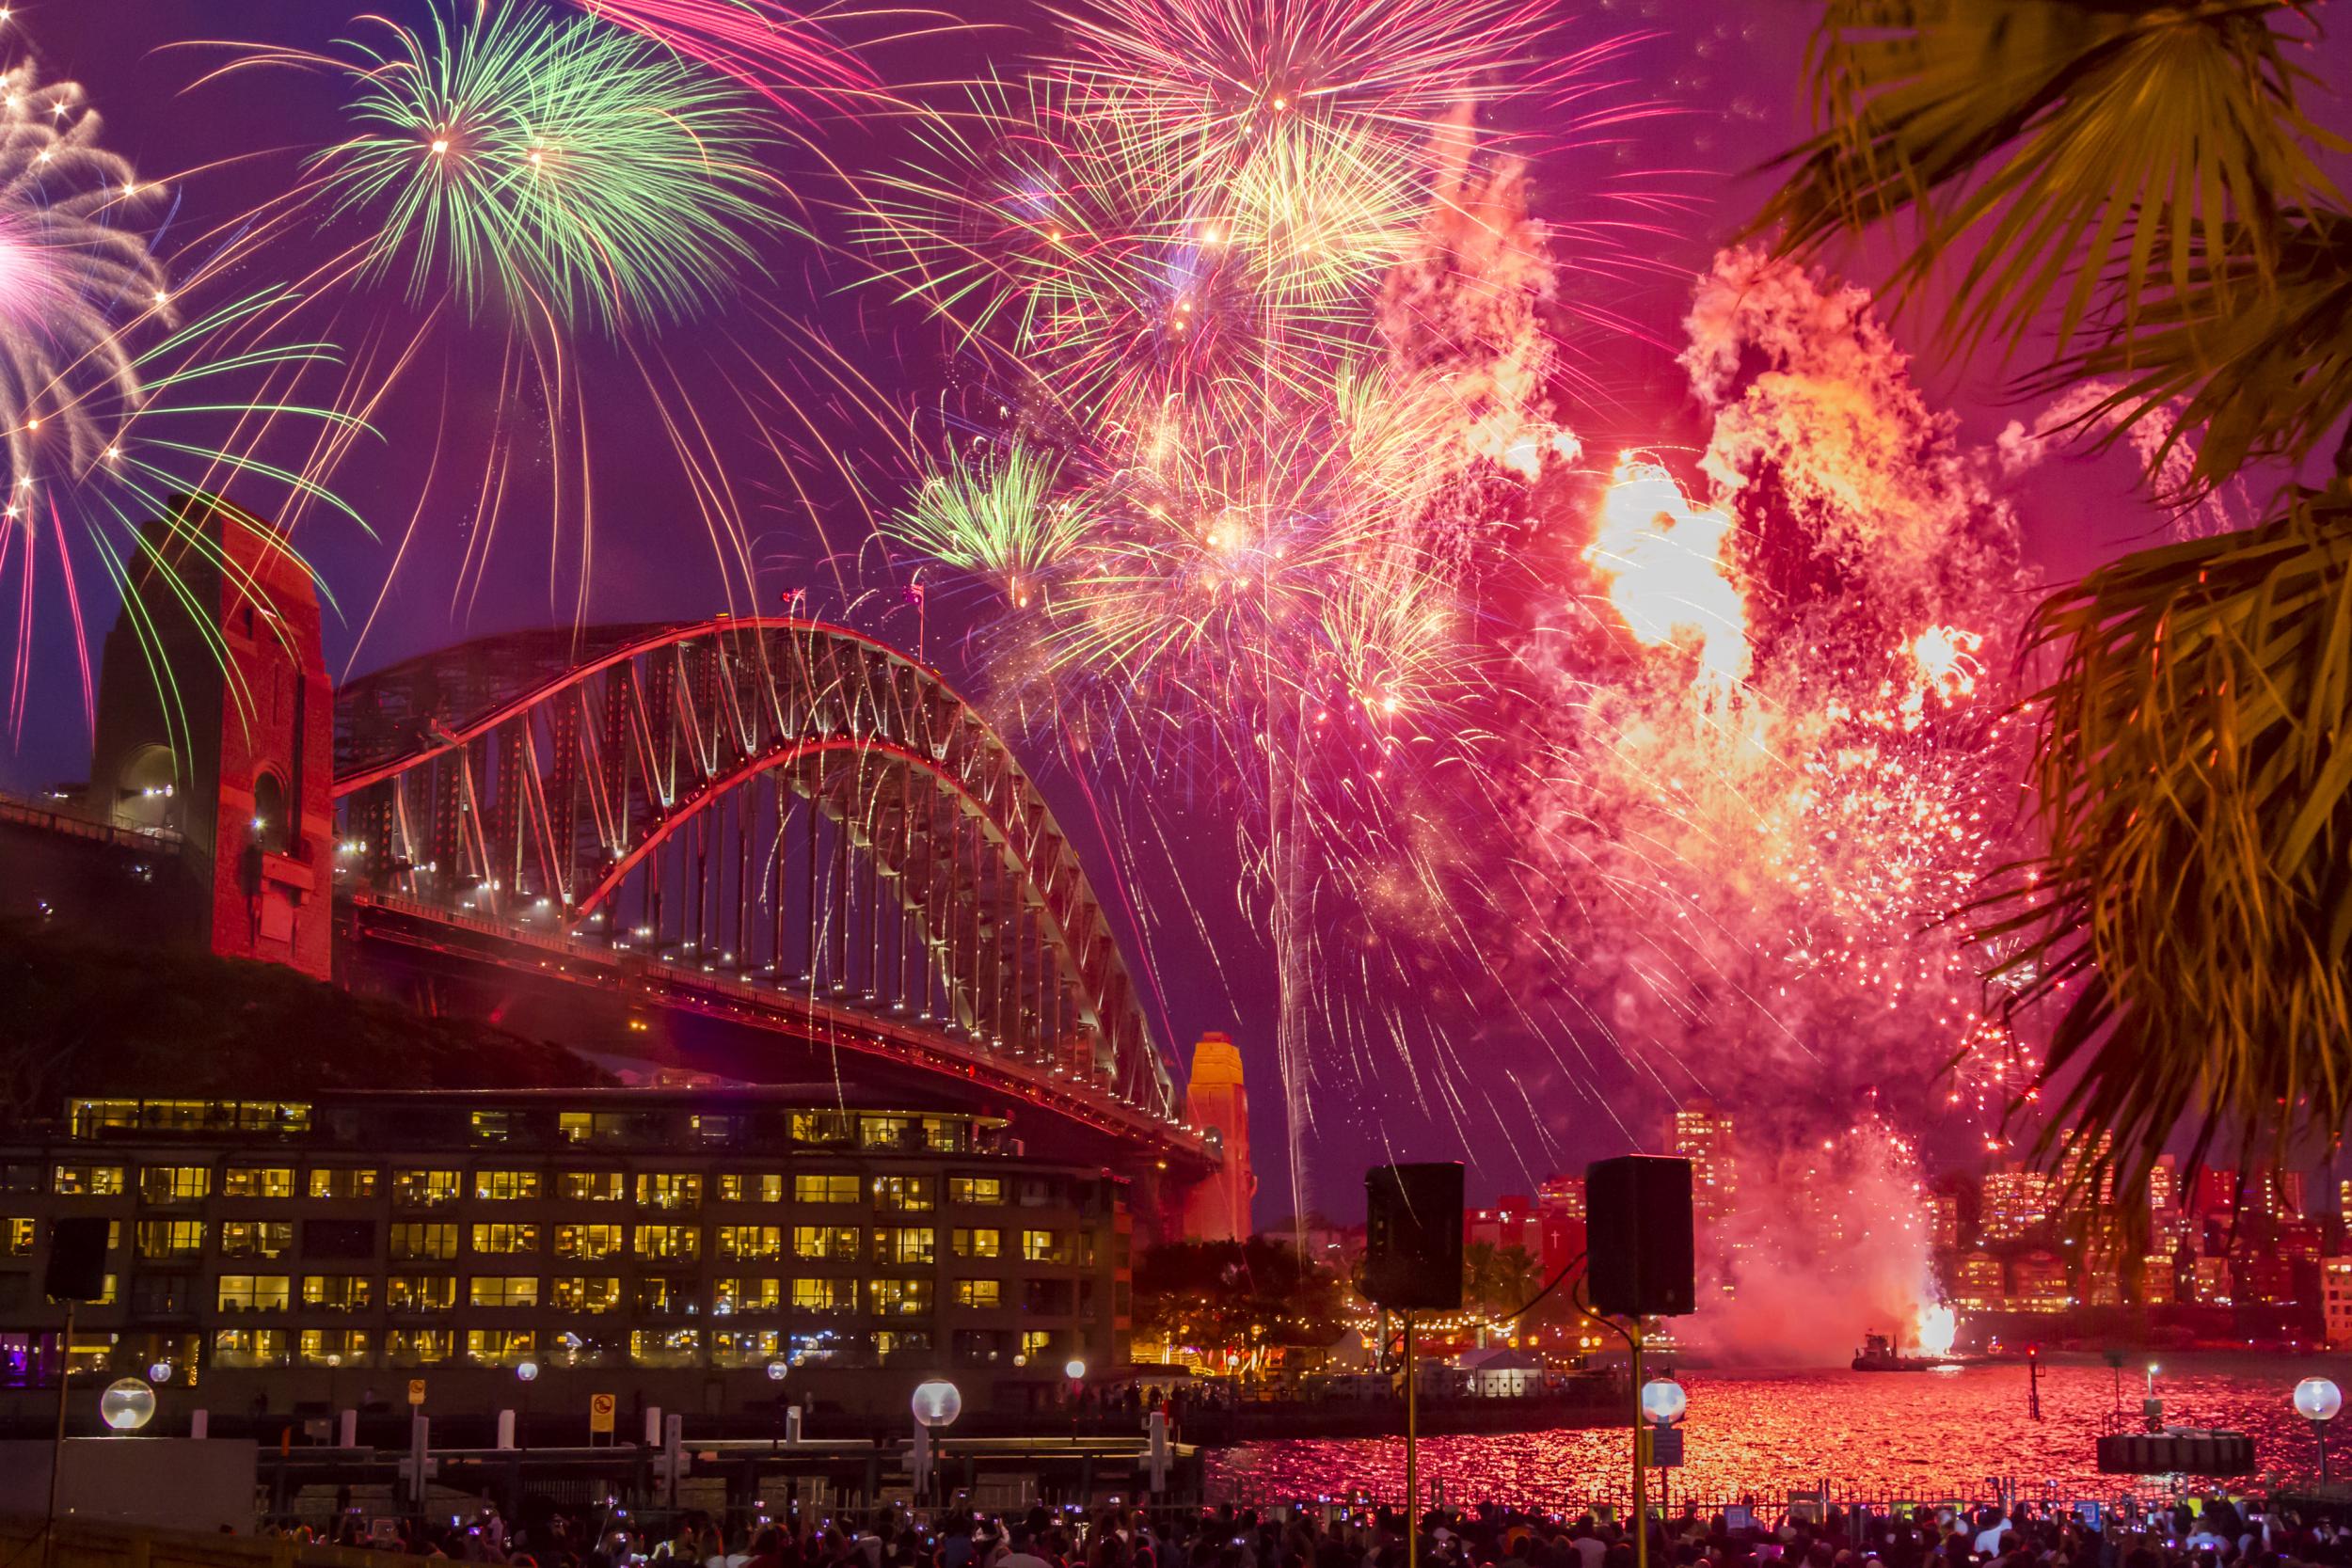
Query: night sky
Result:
<box><xmin>4</xmin><ymin>0</ymin><xmax>2324</xmax><ymax>1224</ymax></box>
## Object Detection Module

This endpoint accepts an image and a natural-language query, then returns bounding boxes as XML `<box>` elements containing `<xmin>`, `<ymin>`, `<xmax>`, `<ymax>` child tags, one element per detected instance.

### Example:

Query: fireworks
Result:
<box><xmin>0</xmin><ymin>55</ymin><xmax>359</xmax><ymax>739</ymax></box>
<box><xmin>317</xmin><ymin>3</ymin><xmax>778</xmax><ymax>331</ymax></box>
<box><xmin>573</xmin><ymin>0</ymin><xmax>880</xmax><ymax>117</ymax></box>
<box><xmin>0</xmin><ymin>64</ymin><xmax>171</xmax><ymax>499</ymax></box>
<box><xmin>886</xmin><ymin>441</ymin><xmax>1082</xmax><ymax>604</ymax></box>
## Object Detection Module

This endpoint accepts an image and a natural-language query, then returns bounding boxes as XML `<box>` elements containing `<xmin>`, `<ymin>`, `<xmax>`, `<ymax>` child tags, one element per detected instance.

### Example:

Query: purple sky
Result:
<box><xmin>5</xmin><ymin>0</ymin><xmax>2328</xmax><ymax>1222</ymax></box>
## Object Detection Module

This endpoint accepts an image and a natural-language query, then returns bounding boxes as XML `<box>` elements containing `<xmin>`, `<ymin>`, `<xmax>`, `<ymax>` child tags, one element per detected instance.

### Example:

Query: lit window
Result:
<box><xmin>559</xmin><ymin>1170</ymin><xmax>626</xmax><ymax>1202</ymax></box>
<box><xmin>874</xmin><ymin>1330</ymin><xmax>930</xmax><ymax>1359</ymax></box>
<box><xmin>1022</xmin><ymin>1229</ymin><xmax>1064</xmax><ymax>1263</ymax></box>
<box><xmin>550</xmin><ymin>1276</ymin><xmax>623</xmax><ymax>1313</ymax></box>
<box><xmin>870</xmin><ymin>1279</ymin><xmax>932</xmax><ymax>1318</ymax></box>
<box><xmin>135</xmin><ymin>1220</ymin><xmax>205</xmax><ymax>1259</ymax></box>
<box><xmin>469</xmin><ymin>1275</ymin><xmax>539</xmax><ymax>1308</ymax></box>
<box><xmin>391</xmin><ymin>1169</ymin><xmax>460</xmax><ymax>1208</ymax></box>
<box><xmin>474</xmin><ymin>1170</ymin><xmax>542</xmax><ymax>1201</ymax></box>
<box><xmin>716</xmin><ymin>1173</ymin><xmax>783</xmax><ymax>1203</ymax></box>
<box><xmin>52</xmin><ymin>1165</ymin><xmax>125</xmax><ymax>1196</ymax></box>
<box><xmin>302</xmin><ymin>1275</ymin><xmax>373</xmax><ymax>1312</ymax></box>
<box><xmin>216</xmin><ymin>1275</ymin><xmax>291</xmax><ymax>1312</ymax></box>
<box><xmin>139</xmin><ymin>1165</ymin><xmax>211</xmax><ymax>1204</ymax></box>
<box><xmin>299</xmin><ymin>1328</ymin><xmax>369</xmax><ymax>1365</ymax></box>
<box><xmin>716</xmin><ymin>1225</ymin><xmax>782</xmax><ymax>1261</ymax></box>
<box><xmin>712</xmin><ymin>1329</ymin><xmax>783</xmax><ymax>1367</ymax></box>
<box><xmin>387</xmin><ymin>1275</ymin><xmax>457</xmax><ymax>1312</ymax></box>
<box><xmin>308</xmin><ymin>1168</ymin><xmax>379</xmax><ymax>1200</ymax></box>
<box><xmin>956</xmin><ymin>1279</ymin><xmax>1002</xmax><ymax>1309</ymax></box>
<box><xmin>213</xmin><ymin>1328</ymin><xmax>292</xmax><ymax>1368</ymax></box>
<box><xmin>790</xmin><ymin>1277</ymin><xmax>852</xmax><ymax>1314</ymax></box>
<box><xmin>952</xmin><ymin>1227</ymin><xmax>1001</xmax><ymax>1259</ymax></box>
<box><xmin>222</xmin><ymin>1167</ymin><xmax>295</xmax><ymax>1198</ymax></box>
<box><xmin>1020</xmin><ymin>1330</ymin><xmax>1053</xmax><ymax>1358</ymax></box>
<box><xmin>714</xmin><ymin>1277</ymin><xmax>782</xmax><ymax>1313</ymax></box>
<box><xmin>793</xmin><ymin>1174</ymin><xmax>861</xmax><ymax>1205</ymax></box>
<box><xmin>628</xmin><ymin>1328</ymin><xmax>701</xmax><ymax>1367</ymax></box>
<box><xmin>467</xmin><ymin>1328</ymin><xmax>537</xmax><ymax>1366</ymax></box>
<box><xmin>469</xmin><ymin>1111</ymin><xmax>514</xmax><ymax>1144</ymax></box>
<box><xmin>219</xmin><ymin>1220</ymin><xmax>295</xmax><ymax>1259</ymax></box>
<box><xmin>1</xmin><ymin>1218</ymin><xmax>32</xmax><ymax>1257</ymax></box>
<box><xmin>787</xmin><ymin>1111</ymin><xmax>853</xmax><ymax>1145</ymax></box>
<box><xmin>636</xmin><ymin>1174</ymin><xmax>703</xmax><ymax>1212</ymax></box>
<box><xmin>872</xmin><ymin>1176</ymin><xmax>933</xmax><ymax>1212</ymax></box>
<box><xmin>386</xmin><ymin>1328</ymin><xmax>453</xmax><ymax>1365</ymax></box>
<box><xmin>633</xmin><ymin>1224</ymin><xmax>701</xmax><ymax>1261</ymax></box>
<box><xmin>861</xmin><ymin>1115</ymin><xmax>911</xmax><ymax>1149</ymax></box>
<box><xmin>554</xmin><ymin>1223</ymin><xmax>624</xmax><ymax>1259</ymax></box>
<box><xmin>792</xmin><ymin>1225</ymin><xmax>859</xmax><ymax>1260</ymax></box>
<box><xmin>949</xmin><ymin>1177</ymin><xmax>1004</xmax><ymax>1206</ymax></box>
<box><xmin>875</xmin><ymin>1227</ymin><xmax>936</xmax><ymax>1266</ymax></box>
<box><xmin>470</xmin><ymin>1223</ymin><xmax>541</xmax><ymax>1255</ymax></box>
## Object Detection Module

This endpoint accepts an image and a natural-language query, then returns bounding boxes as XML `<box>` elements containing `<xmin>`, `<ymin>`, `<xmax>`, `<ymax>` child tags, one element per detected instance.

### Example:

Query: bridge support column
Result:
<box><xmin>1180</xmin><ymin>1033</ymin><xmax>1256</xmax><ymax>1242</ymax></box>
<box><xmin>87</xmin><ymin>494</ymin><xmax>333</xmax><ymax>978</ymax></box>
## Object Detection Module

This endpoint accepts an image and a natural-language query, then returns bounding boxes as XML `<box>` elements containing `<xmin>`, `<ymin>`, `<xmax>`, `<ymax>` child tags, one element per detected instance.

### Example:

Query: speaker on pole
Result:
<box><xmin>1586</xmin><ymin>1155</ymin><xmax>1694</xmax><ymax>1317</ymax></box>
<box><xmin>1362</xmin><ymin>1163</ymin><xmax>1464</xmax><ymax>1311</ymax></box>
<box><xmin>42</xmin><ymin>1216</ymin><xmax>109</xmax><ymax>1303</ymax></box>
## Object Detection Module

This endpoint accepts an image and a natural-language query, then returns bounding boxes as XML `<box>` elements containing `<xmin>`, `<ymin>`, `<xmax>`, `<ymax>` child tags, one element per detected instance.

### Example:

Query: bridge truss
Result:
<box><xmin>331</xmin><ymin>619</ymin><xmax>1181</xmax><ymax>1127</ymax></box>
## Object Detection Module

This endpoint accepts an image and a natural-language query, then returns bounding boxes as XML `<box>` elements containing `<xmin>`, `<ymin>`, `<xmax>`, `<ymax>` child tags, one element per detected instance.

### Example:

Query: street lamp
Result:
<box><xmin>912</xmin><ymin>1380</ymin><xmax>961</xmax><ymax>1502</ymax></box>
<box><xmin>2296</xmin><ymin>1377</ymin><xmax>2342</xmax><ymax>1484</ymax></box>
<box><xmin>1640</xmin><ymin>1378</ymin><xmax>1688</xmax><ymax>1426</ymax></box>
<box><xmin>99</xmin><ymin>1378</ymin><xmax>155</xmax><ymax>1432</ymax></box>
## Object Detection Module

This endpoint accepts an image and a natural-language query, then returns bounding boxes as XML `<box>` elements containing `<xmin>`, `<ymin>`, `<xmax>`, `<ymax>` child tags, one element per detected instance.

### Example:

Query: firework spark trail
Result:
<box><xmin>164</xmin><ymin>0</ymin><xmax>922</xmax><ymax>662</ymax></box>
<box><xmin>0</xmin><ymin>42</ymin><xmax>370</xmax><ymax>746</ymax></box>
<box><xmin>574</xmin><ymin>0</ymin><xmax>882</xmax><ymax>119</ymax></box>
<box><xmin>1500</xmin><ymin>250</ymin><xmax>2044</xmax><ymax>1350</ymax></box>
<box><xmin>850</xmin><ymin>0</ymin><xmax>1704</xmax><ymax>1213</ymax></box>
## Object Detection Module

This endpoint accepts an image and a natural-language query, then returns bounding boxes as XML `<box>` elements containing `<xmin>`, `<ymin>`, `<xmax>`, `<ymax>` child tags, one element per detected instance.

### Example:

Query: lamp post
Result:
<box><xmin>515</xmin><ymin>1360</ymin><xmax>538</xmax><ymax>1450</ymax></box>
<box><xmin>2296</xmin><ymin>1377</ymin><xmax>2342</xmax><ymax>1486</ymax></box>
<box><xmin>1641</xmin><ymin>1379</ymin><xmax>1686</xmax><ymax>1523</ymax></box>
<box><xmin>912</xmin><ymin>1380</ymin><xmax>961</xmax><ymax>1502</ymax></box>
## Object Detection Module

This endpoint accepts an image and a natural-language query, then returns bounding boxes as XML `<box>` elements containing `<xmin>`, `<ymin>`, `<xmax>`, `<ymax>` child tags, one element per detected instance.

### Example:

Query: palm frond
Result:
<box><xmin>2043</xmin><ymin>208</ymin><xmax>2352</xmax><ymax>493</ymax></box>
<box><xmin>1756</xmin><ymin>0</ymin><xmax>2339</xmax><ymax>366</ymax></box>
<box><xmin>1976</xmin><ymin>493</ymin><xmax>2352</xmax><ymax>1196</ymax></box>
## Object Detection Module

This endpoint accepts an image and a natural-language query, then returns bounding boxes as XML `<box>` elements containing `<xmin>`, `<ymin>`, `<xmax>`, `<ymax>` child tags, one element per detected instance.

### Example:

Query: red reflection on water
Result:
<box><xmin>1207</xmin><ymin>1358</ymin><xmax>2352</xmax><ymax>1507</ymax></box>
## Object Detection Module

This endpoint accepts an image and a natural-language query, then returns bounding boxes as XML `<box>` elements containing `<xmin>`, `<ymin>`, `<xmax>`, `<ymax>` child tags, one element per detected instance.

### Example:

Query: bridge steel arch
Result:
<box><xmin>330</xmin><ymin>618</ymin><xmax>1181</xmax><ymax>1127</ymax></box>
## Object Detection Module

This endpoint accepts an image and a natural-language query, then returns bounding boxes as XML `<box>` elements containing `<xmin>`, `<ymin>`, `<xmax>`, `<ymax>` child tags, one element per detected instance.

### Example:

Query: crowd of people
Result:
<box><xmin>257</xmin><ymin>1494</ymin><xmax>2352</xmax><ymax>1568</ymax></box>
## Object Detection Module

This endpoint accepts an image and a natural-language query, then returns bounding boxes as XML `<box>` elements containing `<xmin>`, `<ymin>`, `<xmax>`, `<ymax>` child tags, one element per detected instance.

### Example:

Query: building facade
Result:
<box><xmin>0</xmin><ymin>1087</ymin><xmax>1133</xmax><ymax>1416</ymax></box>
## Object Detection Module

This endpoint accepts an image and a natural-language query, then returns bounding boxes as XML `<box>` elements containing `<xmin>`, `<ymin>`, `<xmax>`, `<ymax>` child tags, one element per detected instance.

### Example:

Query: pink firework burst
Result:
<box><xmin>576</xmin><ymin>0</ymin><xmax>882</xmax><ymax>118</ymax></box>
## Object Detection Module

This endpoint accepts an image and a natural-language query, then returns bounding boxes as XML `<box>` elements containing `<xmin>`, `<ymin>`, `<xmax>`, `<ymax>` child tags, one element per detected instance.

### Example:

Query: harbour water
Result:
<box><xmin>1205</xmin><ymin>1355</ymin><xmax>2352</xmax><ymax>1508</ymax></box>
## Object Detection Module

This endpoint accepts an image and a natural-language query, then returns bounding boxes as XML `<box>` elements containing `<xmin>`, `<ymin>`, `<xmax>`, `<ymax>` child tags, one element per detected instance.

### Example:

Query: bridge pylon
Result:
<box><xmin>87</xmin><ymin>494</ymin><xmax>334</xmax><ymax>977</ymax></box>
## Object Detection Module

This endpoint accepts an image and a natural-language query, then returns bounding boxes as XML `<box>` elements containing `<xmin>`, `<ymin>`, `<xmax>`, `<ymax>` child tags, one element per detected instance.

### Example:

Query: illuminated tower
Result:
<box><xmin>87</xmin><ymin>495</ymin><xmax>334</xmax><ymax>978</ymax></box>
<box><xmin>1673</xmin><ymin>1100</ymin><xmax>1738</xmax><ymax>1227</ymax></box>
<box><xmin>1181</xmin><ymin>1032</ymin><xmax>1256</xmax><ymax>1242</ymax></box>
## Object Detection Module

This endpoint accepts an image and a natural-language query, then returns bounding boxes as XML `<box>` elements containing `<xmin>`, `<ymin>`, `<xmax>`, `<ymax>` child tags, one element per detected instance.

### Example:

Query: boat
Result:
<box><xmin>1851</xmin><ymin>1331</ymin><xmax>1955</xmax><ymax>1372</ymax></box>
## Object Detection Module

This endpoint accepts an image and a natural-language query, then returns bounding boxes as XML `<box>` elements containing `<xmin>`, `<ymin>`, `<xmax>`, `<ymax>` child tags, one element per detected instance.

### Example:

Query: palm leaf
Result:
<box><xmin>2042</xmin><ymin>207</ymin><xmax>2352</xmax><ymax>492</ymax></box>
<box><xmin>1756</xmin><ymin>0</ymin><xmax>2339</xmax><ymax>367</ymax></box>
<box><xmin>1976</xmin><ymin>493</ymin><xmax>2352</xmax><ymax>1201</ymax></box>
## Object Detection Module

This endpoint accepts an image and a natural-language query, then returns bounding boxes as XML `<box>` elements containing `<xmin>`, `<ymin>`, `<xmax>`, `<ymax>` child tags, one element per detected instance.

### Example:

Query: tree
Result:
<box><xmin>1756</xmin><ymin>0</ymin><xmax>2352</xmax><ymax>1201</ymax></box>
<box><xmin>1131</xmin><ymin>1237</ymin><xmax>1346</xmax><ymax>1360</ymax></box>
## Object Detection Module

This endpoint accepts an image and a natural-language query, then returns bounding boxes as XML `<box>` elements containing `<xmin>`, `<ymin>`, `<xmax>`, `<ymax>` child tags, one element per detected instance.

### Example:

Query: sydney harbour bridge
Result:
<box><xmin>4</xmin><ymin>499</ymin><xmax>1248</xmax><ymax>1240</ymax></box>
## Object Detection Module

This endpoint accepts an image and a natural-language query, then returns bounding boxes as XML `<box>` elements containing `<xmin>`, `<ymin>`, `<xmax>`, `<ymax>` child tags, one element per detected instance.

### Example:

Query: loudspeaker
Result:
<box><xmin>1586</xmin><ymin>1154</ymin><xmax>1694</xmax><ymax>1317</ymax></box>
<box><xmin>1362</xmin><ymin>1163</ymin><xmax>1464</xmax><ymax>1311</ymax></box>
<box><xmin>44</xmin><ymin>1215</ymin><xmax>110</xmax><ymax>1302</ymax></box>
